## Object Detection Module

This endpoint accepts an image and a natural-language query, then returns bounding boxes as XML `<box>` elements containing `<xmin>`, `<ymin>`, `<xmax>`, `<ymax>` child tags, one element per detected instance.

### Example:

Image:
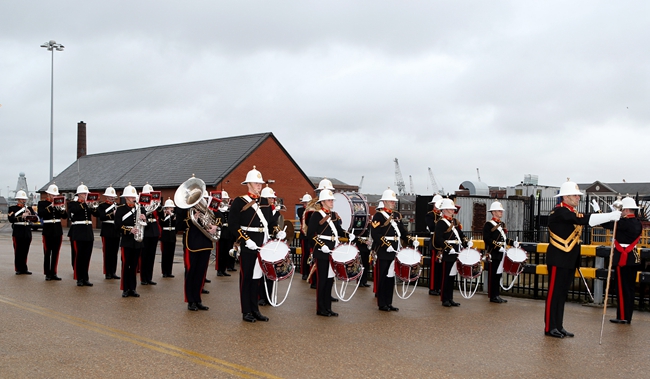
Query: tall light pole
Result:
<box><xmin>40</xmin><ymin>40</ymin><xmax>64</xmax><ymax>182</ymax></box>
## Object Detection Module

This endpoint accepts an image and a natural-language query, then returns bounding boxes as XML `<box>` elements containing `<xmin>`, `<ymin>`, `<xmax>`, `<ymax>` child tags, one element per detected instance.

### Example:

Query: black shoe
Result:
<box><xmin>559</xmin><ymin>328</ymin><xmax>574</xmax><ymax>337</ymax></box>
<box><xmin>429</xmin><ymin>289</ymin><xmax>440</xmax><ymax>296</ymax></box>
<box><xmin>359</xmin><ymin>283</ymin><xmax>370</xmax><ymax>287</ymax></box>
<box><xmin>497</xmin><ymin>296</ymin><xmax>508</xmax><ymax>303</ymax></box>
<box><xmin>331</xmin><ymin>297</ymin><xmax>339</xmax><ymax>302</ymax></box>
<box><xmin>545</xmin><ymin>329</ymin><xmax>564</xmax><ymax>338</ymax></box>
<box><xmin>148</xmin><ymin>281</ymin><xmax>157</xmax><ymax>285</ymax></box>
<box><xmin>252</xmin><ymin>311</ymin><xmax>269</xmax><ymax>322</ymax></box>
<box><xmin>77</xmin><ymin>281</ymin><xmax>84</xmax><ymax>286</ymax></box>
<box><xmin>302</xmin><ymin>274</ymin><xmax>308</xmax><ymax>280</ymax></box>
<box><xmin>442</xmin><ymin>301</ymin><xmax>452</xmax><ymax>307</ymax></box>
<box><xmin>165</xmin><ymin>274</ymin><xmax>174</xmax><ymax>278</ymax></box>
<box><xmin>83</xmin><ymin>281</ymin><xmax>93</xmax><ymax>287</ymax></box>
<box><xmin>204</xmin><ymin>278</ymin><xmax>212</xmax><ymax>283</ymax></box>
<box><xmin>24</xmin><ymin>271</ymin><xmax>32</xmax><ymax>275</ymax></box>
<box><xmin>490</xmin><ymin>298</ymin><xmax>504</xmax><ymax>303</ymax></box>
<box><xmin>378</xmin><ymin>306</ymin><xmax>391</xmax><ymax>312</ymax></box>
<box><xmin>222</xmin><ymin>271</ymin><xmax>231</xmax><ymax>277</ymax></box>
<box><xmin>610</xmin><ymin>319</ymin><xmax>629</xmax><ymax>324</ymax></box>
<box><xmin>188</xmin><ymin>303</ymin><xmax>199</xmax><ymax>311</ymax></box>
<box><xmin>388</xmin><ymin>305</ymin><xmax>399</xmax><ymax>312</ymax></box>
<box><xmin>51</xmin><ymin>275</ymin><xmax>62</xmax><ymax>281</ymax></box>
<box><xmin>327</xmin><ymin>310</ymin><xmax>339</xmax><ymax>317</ymax></box>
<box><xmin>201</xmin><ymin>289</ymin><xmax>210</xmax><ymax>294</ymax></box>
<box><xmin>196</xmin><ymin>302</ymin><xmax>209</xmax><ymax>311</ymax></box>
<box><xmin>216</xmin><ymin>271</ymin><xmax>225</xmax><ymax>277</ymax></box>
<box><xmin>243</xmin><ymin>313</ymin><xmax>256</xmax><ymax>322</ymax></box>
<box><xmin>45</xmin><ymin>276</ymin><xmax>52</xmax><ymax>281</ymax></box>
<box><xmin>112</xmin><ymin>274</ymin><xmax>120</xmax><ymax>279</ymax></box>
<box><xmin>105</xmin><ymin>274</ymin><xmax>112</xmax><ymax>279</ymax></box>
<box><xmin>258</xmin><ymin>299</ymin><xmax>269</xmax><ymax>306</ymax></box>
<box><xmin>129</xmin><ymin>290</ymin><xmax>140</xmax><ymax>297</ymax></box>
<box><xmin>317</xmin><ymin>310</ymin><xmax>332</xmax><ymax>317</ymax></box>
<box><xmin>310</xmin><ymin>284</ymin><xmax>317</xmax><ymax>289</ymax></box>
<box><xmin>122</xmin><ymin>291</ymin><xmax>130</xmax><ymax>298</ymax></box>
<box><xmin>141</xmin><ymin>281</ymin><xmax>148</xmax><ymax>285</ymax></box>
<box><xmin>227</xmin><ymin>268</ymin><xmax>237</xmax><ymax>272</ymax></box>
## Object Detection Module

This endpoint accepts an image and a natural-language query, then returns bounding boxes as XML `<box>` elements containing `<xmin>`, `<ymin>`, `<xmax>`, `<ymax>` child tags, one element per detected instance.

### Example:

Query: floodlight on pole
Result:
<box><xmin>40</xmin><ymin>40</ymin><xmax>64</xmax><ymax>182</ymax></box>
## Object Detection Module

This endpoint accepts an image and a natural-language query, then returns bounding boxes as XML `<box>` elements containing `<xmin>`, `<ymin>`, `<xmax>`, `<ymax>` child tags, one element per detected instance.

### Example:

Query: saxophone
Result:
<box><xmin>134</xmin><ymin>203</ymin><xmax>146</xmax><ymax>242</ymax></box>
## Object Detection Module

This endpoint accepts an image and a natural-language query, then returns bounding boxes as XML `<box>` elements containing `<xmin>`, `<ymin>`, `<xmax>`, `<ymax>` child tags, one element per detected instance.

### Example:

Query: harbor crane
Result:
<box><xmin>394</xmin><ymin>158</ymin><xmax>407</xmax><ymax>196</ymax></box>
<box><xmin>358</xmin><ymin>176</ymin><xmax>364</xmax><ymax>191</ymax></box>
<box><xmin>428</xmin><ymin>167</ymin><xmax>441</xmax><ymax>195</ymax></box>
<box><xmin>409</xmin><ymin>175</ymin><xmax>415</xmax><ymax>194</ymax></box>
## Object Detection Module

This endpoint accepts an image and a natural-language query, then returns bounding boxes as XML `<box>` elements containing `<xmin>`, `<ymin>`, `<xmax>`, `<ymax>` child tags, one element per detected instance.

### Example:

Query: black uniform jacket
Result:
<box><xmin>602</xmin><ymin>215</ymin><xmax>643</xmax><ymax>266</ymax></box>
<box><xmin>228</xmin><ymin>195</ymin><xmax>275</xmax><ymax>248</ymax></box>
<box><xmin>482</xmin><ymin>218</ymin><xmax>514</xmax><ymax>261</ymax></box>
<box><xmin>307</xmin><ymin>209</ymin><xmax>349</xmax><ymax>260</ymax></box>
<box><xmin>114</xmin><ymin>204</ymin><xmax>146</xmax><ymax>249</ymax></box>
<box><xmin>96</xmin><ymin>201</ymin><xmax>120</xmax><ymax>239</ymax></box>
<box><xmin>434</xmin><ymin>216</ymin><xmax>469</xmax><ymax>263</ymax></box>
<box><xmin>370</xmin><ymin>209</ymin><xmax>409</xmax><ymax>261</ymax></box>
<box><xmin>177</xmin><ymin>208</ymin><xmax>214</xmax><ymax>252</ymax></box>
<box><xmin>144</xmin><ymin>207</ymin><xmax>161</xmax><ymax>239</ymax></box>
<box><xmin>425</xmin><ymin>209</ymin><xmax>441</xmax><ymax>249</ymax></box>
<box><xmin>159</xmin><ymin>209</ymin><xmax>177</xmax><ymax>243</ymax></box>
<box><xmin>215</xmin><ymin>209</ymin><xmax>235</xmax><ymax>241</ymax></box>
<box><xmin>38</xmin><ymin>200</ymin><xmax>68</xmax><ymax>237</ymax></box>
<box><xmin>546</xmin><ymin>203</ymin><xmax>590</xmax><ymax>269</ymax></box>
<box><xmin>67</xmin><ymin>201</ymin><xmax>97</xmax><ymax>241</ymax></box>
<box><xmin>8</xmin><ymin>204</ymin><xmax>33</xmax><ymax>238</ymax></box>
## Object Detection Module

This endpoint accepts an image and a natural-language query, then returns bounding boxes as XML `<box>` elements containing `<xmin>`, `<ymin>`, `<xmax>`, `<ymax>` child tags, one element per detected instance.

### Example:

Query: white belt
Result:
<box><xmin>445</xmin><ymin>240</ymin><xmax>460</xmax><ymax>244</ymax></box>
<box><xmin>317</xmin><ymin>235</ymin><xmax>336</xmax><ymax>241</ymax></box>
<box><xmin>384</xmin><ymin>236</ymin><xmax>399</xmax><ymax>241</ymax></box>
<box><xmin>222</xmin><ymin>223</ymin><xmax>228</xmax><ymax>227</ymax></box>
<box><xmin>163</xmin><ymin>227</ymin><xmax>175</xmax><ymax>231</ymax></box>
<box><xmin>619</xmin><ymin>243</ymin><xmax>630</xmax><ymax>248</ymax></box>
<box><xmin>147</xmin><ymin>218</ymin><xmax>156</xmax><ymax>223</ymax></box>
<box><xmin>13</xmin><ymin>222</ymin><xmax>29</xmax><ymax>226</ymax></box>
<box><xmin>72</xmin><ymin>221</ymin><xmax>92</xmax><ymax>225</ymax></box>
<box><xmin>103</xmin><ymin>220</ymin><xmax>115</xmax><ymax>224</ymax></box>
<box><xmin>43</xmin><ymin>219</ymin><xmax>61</xmax><ymax>224</ymax></box>
<box><xmin>241</xmin><ymin>226</ymin><xmax>264</xmax><ymax>233</ymax></box>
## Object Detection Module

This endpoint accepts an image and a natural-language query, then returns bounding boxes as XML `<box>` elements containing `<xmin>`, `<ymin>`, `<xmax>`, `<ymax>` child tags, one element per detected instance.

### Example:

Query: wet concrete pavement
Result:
<box><xmin>1</xmin><ymin>226</ymin><xmax>649</xmax><ymax>378</ymax></box>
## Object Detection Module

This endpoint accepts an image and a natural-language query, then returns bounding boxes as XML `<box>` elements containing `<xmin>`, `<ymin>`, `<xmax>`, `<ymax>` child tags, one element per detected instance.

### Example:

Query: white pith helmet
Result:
<box><xmin>429</xmin><ymin>194</ymin><xmax>443</xmax><ymax>207</ymax></box>
<box><xmin>379</xmin><ymin>188</ymin><xmax>398</xmax><ymax>202</ymax></box>
<box><xmin>45</xmin><ymin>184</ymin><xmax>60</xmax><ymax>196</ymax></box>
<box><xmin>621</xmin><ymin>197</ymin><xmax>639</xmax><ymax>210</ymax></box>
<box><xmin>164</xmin><ymin>199</ymin><xmax>175</xmax><ymax>208</ymax></box>
<box><xmin>103</xmin><ymin>186</ymin><xmax>117</xmax><ymax>197</ymax></box>
<box><xmin>318</xmin><ymin>189</ymin><xmax>336</xmax><ymax>202</ymax></box>
<box><xmin>121</xmin><ymin>183</ymin><xmax>138</xmax><ymax>198</ymax></box>
<box><xmin>317</xmin><ymin>178</ymin><xmax>335</xmax><ymax>191</ymax></box>
<box><xmin>489</xmin><ymin>201</ymin><xmax>505</xmax><ymax>212</ymax></box>
<box><xmin>15</xmin><ymin>190</ymin><xmax>28</xmax><ymax>200</ymax></box>
<box><xmin>221</xmin><ymin>190</ymin><xmax>230</xmax><ymax>200</ymax></box>
<box><xmin>377</xmin><ymin>201</ymin><xmax>385</xmax><ymax>209</ymax></box>
<box><xmin>242</xmin><ymin>166</ymin><xmax>265</xmax><ymax>184</ymax></box>
<box><xmin>438</xmin><ymin>198</ymin><xmax>457</xmax><ymax>210</ymax></box>
<box><xmin>142</xmin><ymin>183</ymin><xmax>154</xmax><ymax>194</ymax></box>
<box><xmin>300</xmin><ymin>193</ymin><xmax>312</xmax><ymax>202</ymax></box>
<box><xmin>261</xmin><ymin>186</ymin><xmax>276</xmax><ymax>198</ymax></box>
<box><xmin>203</xmin><ymin>190</ymin><xmax>210</xmax><ymax>199</ymax></box>
<box><xmin>555</xmin><ymin>180</ymin><xmax>583</xmax><ymax>198</ymax></box>
<box><xmin>76</xmin><ymin>183</ymin><xmax>89</xmax><ymax>195</ymax></box>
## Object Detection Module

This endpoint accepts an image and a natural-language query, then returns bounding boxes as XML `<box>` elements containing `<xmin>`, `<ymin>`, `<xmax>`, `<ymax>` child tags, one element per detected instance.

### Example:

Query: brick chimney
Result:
<box><xmin>77</xmin><ymin>121</ymin><xmax>87</xmax><ymax>159</ymax></box>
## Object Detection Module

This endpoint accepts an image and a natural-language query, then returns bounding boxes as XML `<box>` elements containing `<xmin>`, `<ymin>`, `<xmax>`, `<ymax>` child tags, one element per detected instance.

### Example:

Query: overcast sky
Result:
<box><xmin>1</xmin><ymin>1</ymin><xmax>648</xmax><ymax>198</ymax></box>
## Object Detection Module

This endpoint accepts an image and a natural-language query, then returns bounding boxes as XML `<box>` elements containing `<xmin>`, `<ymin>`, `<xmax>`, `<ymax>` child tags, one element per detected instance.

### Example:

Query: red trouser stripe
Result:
<box><xmin>617</xmin><ymin>266</ymin><xmax>625</xmax><ymax>320</ymax></box>
<box><xmin>545</xmin><ymin>266</ymin><xmax>557</xmax><ymax>332</ymax></box>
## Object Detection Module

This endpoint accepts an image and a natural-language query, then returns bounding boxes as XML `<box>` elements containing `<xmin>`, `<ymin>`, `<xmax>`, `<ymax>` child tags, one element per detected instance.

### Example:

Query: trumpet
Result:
<box><xmin>52</xmin><ymin>196</ymin><xmax>66</xmax><ymax>212</ymax></box>
<box><xmin>86</xmin><ymin>193</ymin><xmax>100</xmax><ymax>209</ymax></box>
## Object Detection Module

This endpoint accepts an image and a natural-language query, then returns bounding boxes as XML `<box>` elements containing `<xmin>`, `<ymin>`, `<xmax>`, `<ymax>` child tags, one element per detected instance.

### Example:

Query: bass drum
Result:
<box><xmin>332</xmin><ymin>192</ymin><xmax>370</xmax><ymax>235</ymax></box>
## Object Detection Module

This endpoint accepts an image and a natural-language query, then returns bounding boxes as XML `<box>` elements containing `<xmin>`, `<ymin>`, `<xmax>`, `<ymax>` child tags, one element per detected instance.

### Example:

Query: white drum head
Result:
<box><xmin>259</xmin><ymin>240</ymin><xmax>290</xmax><ymax>262</ymax></box>
<box><xmin>506</xmin><ymin>247</ymin><xmax>527</xmax><ymax>263</ymax></box>
<box><xmin>332</xmin><ymin>192</ymin><xmax>353</xmax><ymax>230</ymax></box>
<box><xmin>396</xmin><ymin>248</ymin><xmax>421</xmax><ymax>265</ymax></box>
<box><xmin>331</xmin><ymin>244</ymin><xmax>359</xmax><ymax>263</ymax></box>
<box><xmin>457</xmin><ymin>248</ymin><xmax>481</xmax><ymax>265</ymax></box>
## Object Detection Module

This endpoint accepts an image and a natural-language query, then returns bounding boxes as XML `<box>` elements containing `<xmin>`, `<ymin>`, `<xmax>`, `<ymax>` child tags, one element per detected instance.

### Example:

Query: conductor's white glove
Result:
<box><xmin>610</xmin><ymin>210</ymin><xmax>622</xmax><ymax>221</ymax></box>
<box><xmin>514</xmin><ymin>240</ymin><xmax>520</xmax><ymax>248</ymax></box>
<box><xmin>499</xmin><ymin>247</ymin><xmax>506</xmax><ymax>253</ymax></box>
<box><xmin>348</xmin><ymin>233</ymin><xmax>355</xmax><ymax>242</ymax></box>
<box><xmin>449</xmin><ymin>248</ymin><xmax>457</xmax><ymax>255</ymax></box>
<box><xmin>320</xmin><ymin>245</ymin><xmax>331</xmax><ymax>253</ymax></box>
<box><xmin>245</xmin><ymin>239</ymin><xmax>258</xmax><ymax>250</ymax></box>
<box><xmin>590</xmin><ymin>199</ymin><xmax>601</xmax><ymax>213</ymax></box>
<box><xmin>412</xmin><ymin>239</ymin><xmax>420</xmax><ymax>248</ymax></box>
<box><xmin>466</xmin><ymin>240</ymin><xmax>474</xmax><ymax>248</ymax></box>
<box><xmin>386</xmin><ymin>245</ymin><xmax>396</xmax><ymax>253</ymax></box>
<box><xmin>275</xmin><ymin>230</ymin><xmax>286</xmax><ymax>240</ymax></box>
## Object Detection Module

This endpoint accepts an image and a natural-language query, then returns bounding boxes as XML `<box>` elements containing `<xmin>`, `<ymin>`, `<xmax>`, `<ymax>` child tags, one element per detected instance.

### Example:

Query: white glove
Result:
<box><xmin>386</xmin><ymin>246</ymin><xmax>396</xmax><ymax>253</ymax></box>
<box><xmin>514</xmin><ymin>240</ymin><xmax>520</xmax><ymax>248</ymax></box>
<box><xmin>348</xmin><ymin>233</ymin><xmax>355</xmax><ymax>242</ymax></box>
<box><xmin>412</xmin><ymin>239</ymin><xmax>420</xmax><ymax>248</ymax></box>
<box><xmin>499</xmin><ymin>247</ymin><xmax>506</xmax><ymax>253</ymax></box>
<box><xmin>276</xmin><ymin>230</ymin><xmax>286</xmax><ymax>240</ymax></box>
<box><xmin>245</xmin><ymin>239</ymin><xmax>258</xmax><ymax>250</ymax></box>
<box><xmin>467</xmin><ymin>240</ymin><xmax>474</xmax><ymax>248</ymax></box>
<box><xmin>610</xmin><ymin>210</ymin><xmax>622</xmax><ymax>221</ymax></box>
<box><xmin>449</xmin><ymin>248</ymin><xmax>457</xmax><ymax>255</ymax></box>
<box><xmin>590</xmin><ymin>199</ymin><xmax>601</xmax><ymax>213</ymax></box>
<box><xmin>321</xmin><ymin>245</ymin><xmax>330</xmax><ymax>253</ymax></box>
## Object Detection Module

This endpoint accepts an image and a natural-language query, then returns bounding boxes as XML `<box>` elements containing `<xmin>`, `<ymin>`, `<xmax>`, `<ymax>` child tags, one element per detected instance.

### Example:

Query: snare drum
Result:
<box><xmin>332</xmin><ymin>192</ymin><xmax>370</xmax><ymax>234</ymax></box>
<box><xmin>456</xmin><ymin>248</ymin><xmax>482</xmax><ymax>279</ymax></box>
<box><xmin>258</xmin><ymin>240</ymin><xmax>294</xmax><ymax>281</ymax></box>
<box><xmin>502</xmin><ymin>247</ymin><xmax>527</xmax><ymax>276</ymax></box>
<box><xmin>394</xmin><ymin>248</ymin><xmax>422</xmax><ymax>283</ymax></box>
<box><xmin>330</xmin><ymin>244</ymin><xmax>363</xmax><ymax>282</ymax></box>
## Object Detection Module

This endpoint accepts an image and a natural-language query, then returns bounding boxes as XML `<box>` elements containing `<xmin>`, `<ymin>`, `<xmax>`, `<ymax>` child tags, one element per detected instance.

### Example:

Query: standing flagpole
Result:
<box><xmin>599</xmin><ymin>220</ymin><xmax>618</xmax><ymax>345</ymax></box>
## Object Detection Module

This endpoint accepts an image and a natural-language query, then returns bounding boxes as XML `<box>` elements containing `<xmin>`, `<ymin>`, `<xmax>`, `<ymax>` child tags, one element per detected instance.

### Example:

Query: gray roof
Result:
<box><xmin>42</xmin><ymin>132</ymin><xmax>296</xmax><ymax>192</ymax></box>
<box><xmin>308</xmin><ymin>176</ymin><xmax>353</xmax><ymax>187</ymax></box>
<box><xmin>579</xmin><ymin>181</ymin><xmax>650</xmax><ymax>197</ymax></box>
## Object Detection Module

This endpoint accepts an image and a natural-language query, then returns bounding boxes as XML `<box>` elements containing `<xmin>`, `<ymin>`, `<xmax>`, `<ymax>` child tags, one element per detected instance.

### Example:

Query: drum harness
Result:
<box><xmin>442</xmin><ymin>218</ymin><xmax>482</xmax><ymax>299</ymax></box>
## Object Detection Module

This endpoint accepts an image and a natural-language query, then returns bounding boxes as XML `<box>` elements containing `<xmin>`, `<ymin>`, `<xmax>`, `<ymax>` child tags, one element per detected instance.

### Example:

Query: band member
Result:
<box><xmin>257</xmin><ymin>185</ymin><xmax>287</xmax><ymax>305</ymax></box>
<box><xmin>215</xmin><ymin>191</ymin><xmax>234</xmax><ymax>277</ymax></box>
<box><xmin>96</xmin><ymin>186</ymin><xmax>121</xmax><ymax>280</ymax></box>
<box><xmin>482</xmin><ymin>201</ymin><xmax>518</xmax><ymax>303</ymax></box>
<box><xmin>425</xmin><ymin>194</ymin><xmax>443</xmax><ymax>296</ymax></box>
<box><xmin>308</xmin><ymin>189</ymin><xmax>353</xmax><ymax>317</ymax></box>
<box><xmin>228</xmin><ymin>167</ymin><xmax>277</xmax><ymax>322</ymax></box>
<box><xmin>600</xmin><ymin>197</ymin><xmax>642</xmax><ymax>324</ymax></box>
<box><xmin>434</xmin><ymin>198</ymin><xmax>471</xmax><ymax>307</ymax></box>
<box><xmin>37</xmin><ymin>184</ymin><xmax>68</xmax><ymax>280</ymax></box>
<box><xmin>177</xmin><ymin>178</ymin><xmax>217</xmax><ymax>311</ymax></box>
<box><xmin>544</xmin><ymin>180</ymin><xmax>620</xmax><ymax>338</ymax></box>
<box><xmin>297</xmin><ymin>193</ymin><xmax>313</xmax><ymax>280</ymax></box>
<box><xmin>115</xmin><ymin>184</ymin><xmax>146</xmax><ymax>297</ymax></box>
<box><xmin>67</xmin><ymin>183</ymin><xmax>98</xmax><ymax>286</ymax></box>
<box><xmin>160</xmin><ymin>198</ymin><xmax>177</xmax><ymax>278</ymax></box>
<box><xmin>140</xmin><ymin>183</ymin><xmax>160</xmax><ymax>285</ymax></box>
<box><xmin>8</xmin><ymin>190</ymin><xmax>34</xmax><ymax>275</ymax></box>
<box><xmin>370</xmin><ymin>188</ymin><xmax>417</xmax><ymax>312</ymax></box>
<box><xmin>354</xmin><ymin>229</ymin><xmax>371</xmax><ymax>287</ymax></box>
